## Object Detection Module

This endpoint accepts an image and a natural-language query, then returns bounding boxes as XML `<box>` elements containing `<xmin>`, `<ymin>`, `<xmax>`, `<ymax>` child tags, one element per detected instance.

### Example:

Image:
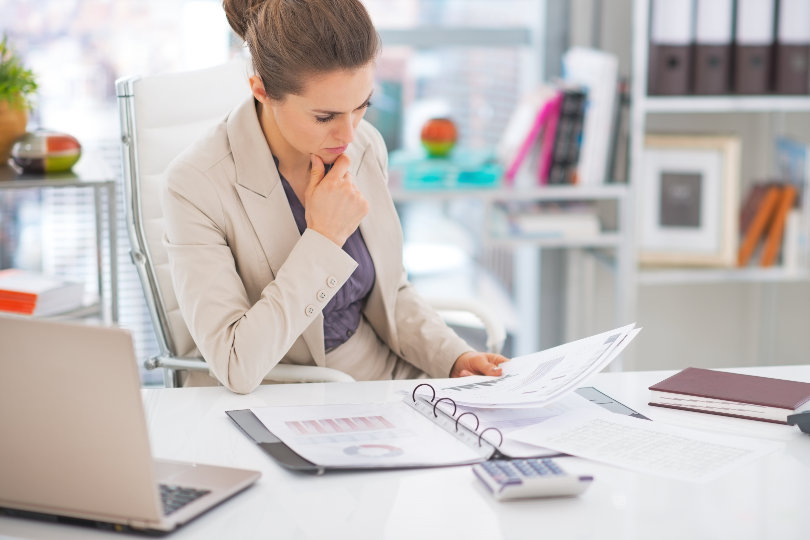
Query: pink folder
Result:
<box><xmin>504</xmin><ymin>91</ymin><xmax>562</xmax><ymax>185</ymax></box>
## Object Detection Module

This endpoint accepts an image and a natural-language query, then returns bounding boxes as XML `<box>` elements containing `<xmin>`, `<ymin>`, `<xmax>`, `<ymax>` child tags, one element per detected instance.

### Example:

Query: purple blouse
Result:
<box><xmin>277</xmin><ymin>165</ymin><xmax>376</xmax><ymax>350</ymax></box>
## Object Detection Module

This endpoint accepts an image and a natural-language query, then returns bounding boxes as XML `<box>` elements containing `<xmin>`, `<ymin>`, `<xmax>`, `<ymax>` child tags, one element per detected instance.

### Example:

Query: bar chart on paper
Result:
<box><xmin>284</xmin><ymin>416</ymin><xmax>408</xmax><ymax>458</ymax></box>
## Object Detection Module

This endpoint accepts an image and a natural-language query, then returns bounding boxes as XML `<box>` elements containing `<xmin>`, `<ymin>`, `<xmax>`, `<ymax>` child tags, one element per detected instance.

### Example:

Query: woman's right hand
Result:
<box><xmin>304</xmin><ymin>153</ymin><xmax>369</xmax><ymax>247</ymax></box>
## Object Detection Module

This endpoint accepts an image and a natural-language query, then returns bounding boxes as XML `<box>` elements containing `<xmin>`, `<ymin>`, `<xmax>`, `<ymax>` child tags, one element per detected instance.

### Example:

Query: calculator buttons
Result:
<box><xmin>473</xmin><ymin>458</ymin><xmax>592</xmax><ymax>500</ymax></box>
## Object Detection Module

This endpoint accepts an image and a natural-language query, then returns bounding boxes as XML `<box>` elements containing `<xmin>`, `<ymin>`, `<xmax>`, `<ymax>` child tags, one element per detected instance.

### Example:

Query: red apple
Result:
<box><xmin>420</xmin><ymin>117</ymin><xmax>457</xmax><ymax>158</ymax></box>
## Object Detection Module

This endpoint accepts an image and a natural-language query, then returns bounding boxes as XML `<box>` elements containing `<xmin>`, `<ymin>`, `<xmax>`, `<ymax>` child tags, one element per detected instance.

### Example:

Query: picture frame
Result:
<box><xmin>639</xmin><ymin>134</ymin><xmax>741</xmax><ymax>267</ymax></box>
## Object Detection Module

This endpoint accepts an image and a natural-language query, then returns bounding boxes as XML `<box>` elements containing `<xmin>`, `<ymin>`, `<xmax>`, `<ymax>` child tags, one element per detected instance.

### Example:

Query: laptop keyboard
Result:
<box><xmin>159</xmin><ymin>484</ymin><xmax>211</xmax><ymax>516</ymax></box>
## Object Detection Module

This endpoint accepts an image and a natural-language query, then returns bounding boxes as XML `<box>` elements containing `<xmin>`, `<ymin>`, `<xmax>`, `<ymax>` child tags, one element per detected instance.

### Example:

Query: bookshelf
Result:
<box><xmin>628</xmin><ymin>0</ymin><xmax>810</xmax><ymax>370</ymax></box>
<box><xmin>632</xmin><ymin>0</ymin><xmax>810</xmax><ymax>285</ymax></box>
<box><xmin>642</xmin><ymin>96</ymin><xmax>810</xmax><ymax>114</ymax></box>
<box><xmin>389</xmin><ymin>175</ymin><xmax>634</xmax><ymax>361</ymax></box>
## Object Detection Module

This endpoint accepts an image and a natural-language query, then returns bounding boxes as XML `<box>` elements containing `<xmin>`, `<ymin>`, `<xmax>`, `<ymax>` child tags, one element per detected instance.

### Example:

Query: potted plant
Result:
<box><xmin>0</xmin><ymin>34</ymin><xmax>37</xmax><ymax>163</ymax></box>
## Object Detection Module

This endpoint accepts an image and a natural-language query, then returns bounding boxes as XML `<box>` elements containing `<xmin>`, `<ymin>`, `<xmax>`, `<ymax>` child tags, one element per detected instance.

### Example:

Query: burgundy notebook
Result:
<box><xmin>649</xmin><ymin>367</ymin><xmax>810</xmax><ymax>424</ymax></box>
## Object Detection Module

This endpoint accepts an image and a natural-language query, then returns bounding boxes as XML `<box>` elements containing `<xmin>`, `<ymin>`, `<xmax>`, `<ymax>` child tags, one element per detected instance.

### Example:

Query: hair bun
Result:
<box><xmin>222</xmin><ymin>0</ymin><xmax>265</xmax><ymax>40</ymax></box>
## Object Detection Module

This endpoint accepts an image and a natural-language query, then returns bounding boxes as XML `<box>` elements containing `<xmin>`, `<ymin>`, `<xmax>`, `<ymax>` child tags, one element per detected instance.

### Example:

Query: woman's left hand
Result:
<box><xmin>450</xmin><ymin>351</ymin><xmax>509</xmax><ymax>377</ymax></box>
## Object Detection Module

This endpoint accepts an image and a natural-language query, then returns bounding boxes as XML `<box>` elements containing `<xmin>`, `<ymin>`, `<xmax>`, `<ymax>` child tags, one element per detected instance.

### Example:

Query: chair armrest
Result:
<box><xmin>264</xmin><ymin>364</ymin><xmax>356</xmax><ymax>383</ymax></box>
<box><xmin>145</xmin><ymin>355</ymin><xmax>355</xmax><ymax>383</ymax></box>
<box><xmin>427</xmin><ymin>297</ymin><xmax>507</xmax><ymax>355</ymax></box>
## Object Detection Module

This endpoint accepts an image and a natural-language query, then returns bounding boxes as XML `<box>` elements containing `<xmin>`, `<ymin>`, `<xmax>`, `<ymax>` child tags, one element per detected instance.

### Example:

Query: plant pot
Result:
<box><xmin>0</xmin><ymin>100</ymin><xmax>28</xmax><ymax>164</ymax></box>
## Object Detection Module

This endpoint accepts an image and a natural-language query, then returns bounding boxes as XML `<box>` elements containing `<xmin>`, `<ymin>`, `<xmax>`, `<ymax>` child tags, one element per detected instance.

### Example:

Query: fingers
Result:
<box><xmin>306</xmin><ymin>154</ymin><xmax>326</xmax><ymax>201</ymax></box>
<box><xmin>309</xmin><ymin>154</ymin><xmax>325</xmax><ymax>182</ymax></box>
<box><xmin>326</xmin><ymin>153</ymin><xmax>351</xmax><ymax>182</ymax></box>
<box><xmin>477</xmin><ymin>355</ymin><xmax>504</xmax><ymax>375</ymax></box>
<box><xmin>481</xmin><ymin>361</ymin><xmax>503</xmax><ymax>376</ymax></box>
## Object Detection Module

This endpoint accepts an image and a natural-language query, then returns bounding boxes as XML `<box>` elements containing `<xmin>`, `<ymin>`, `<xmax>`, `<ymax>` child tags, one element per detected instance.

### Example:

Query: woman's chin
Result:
<box><xmin>318</xmin><ymin>153</ymin><xmax>340</xmax><ymax>165</ymax></box>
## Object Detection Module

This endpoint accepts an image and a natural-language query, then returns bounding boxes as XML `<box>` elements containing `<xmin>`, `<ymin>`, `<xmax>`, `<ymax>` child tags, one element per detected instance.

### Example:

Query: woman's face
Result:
<box><xmin>261</xmin><ymin>63</ymin><xmax>375</xmax><ymax>165</ymax></box>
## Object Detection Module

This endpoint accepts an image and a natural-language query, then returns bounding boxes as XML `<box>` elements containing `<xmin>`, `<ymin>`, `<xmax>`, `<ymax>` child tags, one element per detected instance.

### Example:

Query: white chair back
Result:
<box><xmin>116</xmin><ymin>61</ymin><xmax>251</xmax><ymax>364</ymax></box>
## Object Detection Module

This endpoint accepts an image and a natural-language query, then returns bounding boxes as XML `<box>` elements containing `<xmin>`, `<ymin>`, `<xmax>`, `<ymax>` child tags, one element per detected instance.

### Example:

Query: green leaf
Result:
<box><xmin>0</xmin><ymin>33</ymin><xmax>38</xmax><ymax>110</ymax></box>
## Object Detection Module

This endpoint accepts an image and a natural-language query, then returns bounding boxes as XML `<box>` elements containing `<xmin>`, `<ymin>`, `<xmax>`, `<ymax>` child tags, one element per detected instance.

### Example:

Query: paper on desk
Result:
<box><xmin>456</xmin><ymin>392</ymin><xmax>605</xmax><ymax>458</ymax></box>
<box><xmin>251</xmin><ymin>402</ymin><xmax>490</xmax><ymax>468</ymax></box>
<box><xmin>509</xmin><ymin>407</ymin><xmax>781</xmax><ymax>482</ymax></box>
<box><xmin>438</xmin><ymin>323</ymin><xmax>640</xmax><ymax>407</ymax></box>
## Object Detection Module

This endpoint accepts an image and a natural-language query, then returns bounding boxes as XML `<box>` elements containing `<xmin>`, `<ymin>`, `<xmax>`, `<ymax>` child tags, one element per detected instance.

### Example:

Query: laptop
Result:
<box><xmin>0</xmin><ymin>315</ymin><xmax>261</xmax><ymax>534</ymax></box>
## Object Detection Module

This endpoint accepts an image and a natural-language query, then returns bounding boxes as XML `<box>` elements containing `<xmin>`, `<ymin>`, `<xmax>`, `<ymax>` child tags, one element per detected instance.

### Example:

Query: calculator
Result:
<box><xmin>472</xmin><ymin>458</ymin><xmax>593</xmax><ymax>500</ymax></box>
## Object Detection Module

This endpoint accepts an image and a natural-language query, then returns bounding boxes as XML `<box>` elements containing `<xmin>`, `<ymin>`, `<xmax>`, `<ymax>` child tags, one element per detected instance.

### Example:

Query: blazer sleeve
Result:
<box><xmin>367</xmin><ymin>130</ymin><xmax>473</xmax><ymax>378</ymax></box>
<box><xmin>162</xmin><ymin>159</ymin><xmax>357</xmax><ymax>394</ymax></box>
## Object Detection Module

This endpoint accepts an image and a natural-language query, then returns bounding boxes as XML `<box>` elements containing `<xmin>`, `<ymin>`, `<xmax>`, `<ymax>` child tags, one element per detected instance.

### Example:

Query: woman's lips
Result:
<box><xmin>324</xmin><ymin>145</ymin><xmax>348</xmax><ymax>155</ymax></box>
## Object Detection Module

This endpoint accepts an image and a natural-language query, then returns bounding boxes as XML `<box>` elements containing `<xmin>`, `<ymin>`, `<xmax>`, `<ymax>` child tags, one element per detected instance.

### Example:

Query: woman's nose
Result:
<box><xmin>335</xmin><ymin>115</ymin><xmax>355</xmax><ymax>145</ymax></box>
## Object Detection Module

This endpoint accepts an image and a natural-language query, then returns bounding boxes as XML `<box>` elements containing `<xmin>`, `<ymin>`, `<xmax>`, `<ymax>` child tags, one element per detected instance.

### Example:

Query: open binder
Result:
<box><xmin>227</xmin><ymin>384</ymin><xmax>645</xmax><ymax>474</ymax></box>
<box><xmin>229</xmin><ymin>323</ymin><xmax>641</xmax><ymax>473</ymax></box>
<box><xmin>227</xmin><ymin>383</ymin><xmax>503</xmax><ymax>475</ymax></box>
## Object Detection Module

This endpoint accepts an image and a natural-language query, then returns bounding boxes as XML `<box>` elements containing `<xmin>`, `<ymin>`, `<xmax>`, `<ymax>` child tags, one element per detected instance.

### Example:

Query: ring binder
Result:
<box><xmin>433</xmin><ymin>397</ymin><xmax>457</xmax><ymax>418</ymax></box>
<box><xmin>478</xmin><ymin>427</ymin><xmax>504</xmax><ymax>448</ymax></box>
<box><xmin>455</xmin><ymin>411</ymin><xmax>479</xmax><ymax>432</ymax></box>
<box><xmin>411</xmin><ymin>382</ymin><xmax>436</xmax><ymax>403</ymax></box>
<box><xmin>409</xmin><ymin>382</ymin><xmax>504</xmax><ymax>452</ymax></box>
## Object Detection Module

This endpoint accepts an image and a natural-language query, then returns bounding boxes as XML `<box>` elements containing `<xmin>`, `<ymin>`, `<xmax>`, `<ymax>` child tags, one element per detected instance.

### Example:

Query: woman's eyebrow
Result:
<box><xmin>311</xmin><ymin>90</ymin><xmax>374</xmax><ymax>115</ymax></box>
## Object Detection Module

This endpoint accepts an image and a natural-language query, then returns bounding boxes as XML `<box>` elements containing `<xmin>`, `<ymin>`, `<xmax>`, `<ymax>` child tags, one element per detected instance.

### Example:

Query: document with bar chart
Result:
<box><xmin>247</xmin><ymin>402</ymin><xmax>492</xmax><ymax>469</ymax></box>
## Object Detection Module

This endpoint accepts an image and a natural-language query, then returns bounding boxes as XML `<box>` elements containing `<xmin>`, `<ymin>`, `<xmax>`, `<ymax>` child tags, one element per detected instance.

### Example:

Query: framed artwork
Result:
<box><xmin>639</xmin><ymin>135</ymin><xmax>741</xmax><ymax>267</ymax></box>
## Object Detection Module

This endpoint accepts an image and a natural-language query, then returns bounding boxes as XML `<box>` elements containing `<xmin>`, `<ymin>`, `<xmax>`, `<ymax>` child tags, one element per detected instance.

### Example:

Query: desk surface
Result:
<box><xmin>2</xmin><ymin>365</ymin><xmax>809</xmax><ymax>540</ymax></box>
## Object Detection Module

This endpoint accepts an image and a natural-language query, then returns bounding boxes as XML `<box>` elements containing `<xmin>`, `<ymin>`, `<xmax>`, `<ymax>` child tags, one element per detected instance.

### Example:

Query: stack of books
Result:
<box><xmin>498</xmin><ymin>47</ymin><xmax>619</xmax><ymax>187</ymax></box>
<box><xmin>0</xmin><ymin>269</ymin><xmax>85</xmax><ymax>317</ymax></box>
<box><xmin>737</xmin><ymin>181</ymin><xmax>798</xmax><ymax>267</ymax></box>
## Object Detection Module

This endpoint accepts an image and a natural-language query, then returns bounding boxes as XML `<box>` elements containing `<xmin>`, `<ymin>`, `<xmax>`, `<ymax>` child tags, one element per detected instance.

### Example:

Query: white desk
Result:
<box><xmin>2</xmin><ymin>366</ymin><xmax>809</xmax><ymax>539</ymax></box>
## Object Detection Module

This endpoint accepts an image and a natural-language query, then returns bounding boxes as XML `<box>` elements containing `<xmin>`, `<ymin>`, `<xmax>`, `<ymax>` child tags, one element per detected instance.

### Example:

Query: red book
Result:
<box><xmin>649</xmin><ymin>367</ymin><xmax>810</xmax><ymax>424</ymax></box>
<box><xmin>0</xmin><ymin>269</ymin><xmax>85</xmax><ymax>317</ymax></box>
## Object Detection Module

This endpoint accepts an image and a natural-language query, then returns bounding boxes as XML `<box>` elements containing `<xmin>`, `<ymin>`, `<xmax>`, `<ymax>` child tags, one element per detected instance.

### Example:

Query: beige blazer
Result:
<box><xmin>162</xmin><ymin>97</ymin><xmax>471</xmax><ymax>393</ymax></box>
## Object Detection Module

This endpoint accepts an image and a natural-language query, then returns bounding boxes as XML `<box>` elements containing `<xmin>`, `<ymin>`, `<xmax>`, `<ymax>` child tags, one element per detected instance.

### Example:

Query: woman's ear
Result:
<box><xmin>249</xmin><ymin>75</ymin><xmax>269</xmax><ymax>103</ymax></box>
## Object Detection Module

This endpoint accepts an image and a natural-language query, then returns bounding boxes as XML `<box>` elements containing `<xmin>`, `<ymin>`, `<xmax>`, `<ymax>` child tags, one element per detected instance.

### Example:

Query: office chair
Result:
<box><xmin>116</xmin><ymin>60</ymin><xmax>505</xmax><ymax>387</ymax></box>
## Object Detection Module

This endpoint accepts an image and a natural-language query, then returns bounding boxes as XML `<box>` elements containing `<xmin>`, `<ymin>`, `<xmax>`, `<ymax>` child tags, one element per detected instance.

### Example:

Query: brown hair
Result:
<box><xmin>223</xmin><ymin>0</ymin><xmax>380</xmax><ymax>100</ymax></box>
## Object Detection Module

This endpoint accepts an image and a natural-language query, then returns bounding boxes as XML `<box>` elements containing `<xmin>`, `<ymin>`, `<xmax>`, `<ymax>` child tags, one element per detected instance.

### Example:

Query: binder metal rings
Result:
<box><xmin>410</xmin><ymin>382</ymin><xmax>503</xmax><ymax>449</ymax></box>
<box><xmin>455</xmin><ymin>411</ymin><xmax>479</xmax><ymax>432</ymax></box>
<box><xmin>478</xmin><ymin>426</ymin><xmax>504</xmax><ymax>448</ymax></box>
<box><xmin>433</xmin><ymin>397</ymin><xmax>457</xmax><ymax>418</ymax></box>
<box><xmin>411</xmin><ymin>382</ymin><xmax>436</xmax><ymax>403</ymax></box>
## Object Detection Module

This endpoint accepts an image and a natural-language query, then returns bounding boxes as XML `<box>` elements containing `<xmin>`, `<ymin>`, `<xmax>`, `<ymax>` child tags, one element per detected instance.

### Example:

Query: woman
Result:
<box><xmin>162</xmin><ymin>0</ymin><xmax>507</xmax><ymax>393</ymax></box>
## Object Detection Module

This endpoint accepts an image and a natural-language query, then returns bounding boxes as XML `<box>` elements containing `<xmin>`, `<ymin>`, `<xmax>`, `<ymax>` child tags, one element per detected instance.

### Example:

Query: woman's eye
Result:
<box><xmin>315</xmin><ymin>115</ymin><xmax>334</xmax><ymax>123</ymax></box>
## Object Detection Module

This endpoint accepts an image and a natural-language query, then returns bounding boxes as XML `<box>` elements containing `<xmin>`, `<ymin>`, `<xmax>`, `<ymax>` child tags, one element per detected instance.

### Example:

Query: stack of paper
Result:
<box><xmin>437</xmin><ymin>323</ymin><xmax>641</xmax><ymax>408</ymax></box>
<box><xmin>0</xmin><ymin>269</ymin><xmax>85</xmax><ymax>316</ymax></box>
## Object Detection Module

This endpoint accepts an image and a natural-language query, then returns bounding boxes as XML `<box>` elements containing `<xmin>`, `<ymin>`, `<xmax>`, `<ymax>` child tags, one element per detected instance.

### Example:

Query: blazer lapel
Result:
<box><xmin>351</xmin><ymin>144</ymin><xmax>400</xmax><ymax>350</ymax></box>
<box><xmin>227</xmin><ymin>97</ymin><xmax>326</xmax><ymax>366</ymax></box>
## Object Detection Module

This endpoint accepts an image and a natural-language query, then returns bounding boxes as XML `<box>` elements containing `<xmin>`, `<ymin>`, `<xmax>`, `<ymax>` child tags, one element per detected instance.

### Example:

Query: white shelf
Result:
<box><xmin>487</xmin><ymin>232</ymin><xmax>623</xmax><ymax>249</ymax></box>
<box><xmin>641</xmin><ymin>96</ymin><xmax>810</xmax><ymax>114</ymax></box>
<box><xmin>638</xmin><ymin>267</ymin><xmax>810</xmax><ymax>286</ymax></box>
<box><xmin>389</xmin><ymin>184</ymin><xmax>629</xmax><ymax>203</ymax></box>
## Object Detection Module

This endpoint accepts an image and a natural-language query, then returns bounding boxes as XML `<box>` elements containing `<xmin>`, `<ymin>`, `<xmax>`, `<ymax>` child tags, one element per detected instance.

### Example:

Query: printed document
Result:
<box><xmin>509</xmin><ymin>407</ymin><xmax>780</xmax><ymax>482</ymax></box>
<box><xmin>251</xmin><ymin>402</ymin><xmax>490</xmax><ymax>468</ymax></box>
<box><xmin>437</xmin><ymin>323</ymin><xmax>640</xmax><ymax>407</ymax></box>
<box><xmin>455</xmin><ymin>392</ymin><xmax>605</xmax><ymax>458</ymax></box>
